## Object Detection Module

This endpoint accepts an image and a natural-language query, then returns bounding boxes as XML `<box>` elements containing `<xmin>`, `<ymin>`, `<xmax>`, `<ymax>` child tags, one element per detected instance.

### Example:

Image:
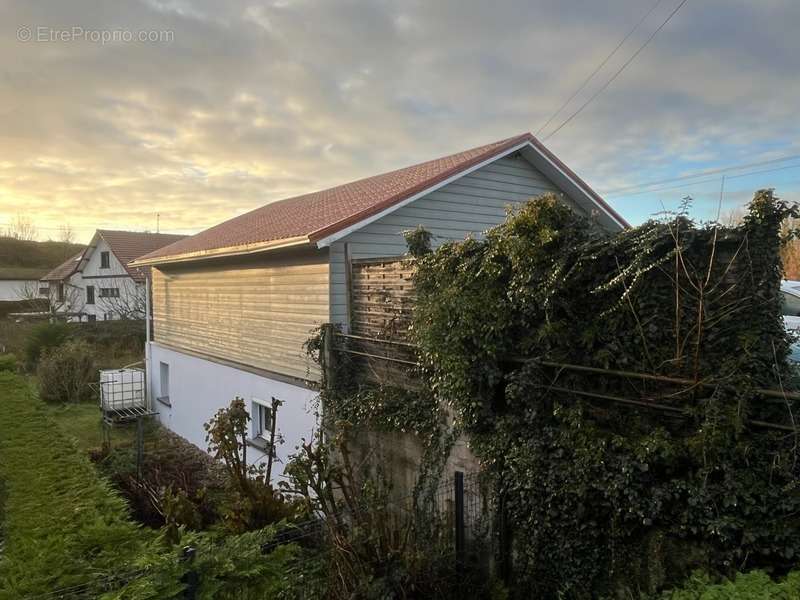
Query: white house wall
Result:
<box><xmin>329</xmin><ymin>153</ymin><xmax>580</xmax><ymax>325</ymax></box>
<box><xmin>73</xmin><ymin>237</ymin><xmax>144</xmax><ymax>320</ymax></box>
<box><xmin>148</xmin><ymin>342</ymin><xmax>318</xmax><ymax>482</ymax></box>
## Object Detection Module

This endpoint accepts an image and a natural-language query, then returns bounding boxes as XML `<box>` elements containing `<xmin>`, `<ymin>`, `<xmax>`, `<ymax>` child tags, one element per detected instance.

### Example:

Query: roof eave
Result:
<box><xmin>130</xmin><ymin>235</ymin><xmax>313</xmax><ymax>267</ymax></box>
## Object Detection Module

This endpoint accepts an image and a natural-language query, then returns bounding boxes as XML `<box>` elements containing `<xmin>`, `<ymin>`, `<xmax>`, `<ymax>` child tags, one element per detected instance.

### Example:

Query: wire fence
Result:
<box><xmin>18</xmin><ymin>470</ymin><xmax>491</xmax><ymax>599</ymax></box>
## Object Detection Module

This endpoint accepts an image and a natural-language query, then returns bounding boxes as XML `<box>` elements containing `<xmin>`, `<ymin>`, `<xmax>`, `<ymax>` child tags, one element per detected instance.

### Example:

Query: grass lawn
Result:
<box><xmin>44</xmin><ymin>401</ymin><xmax>136</xmax><ymax>454</ymax></box>
<box><xmin>0</xmin><ymin>372</ymin><xmax>149</xmax><ymax>599</ymax></box>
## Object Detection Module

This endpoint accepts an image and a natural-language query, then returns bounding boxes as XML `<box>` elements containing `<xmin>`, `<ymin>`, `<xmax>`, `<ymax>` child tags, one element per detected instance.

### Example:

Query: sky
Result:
<box><xmin>1</xmin><ymin>0</ymin><xmax>799</xmax><ymax>243</ymax></box>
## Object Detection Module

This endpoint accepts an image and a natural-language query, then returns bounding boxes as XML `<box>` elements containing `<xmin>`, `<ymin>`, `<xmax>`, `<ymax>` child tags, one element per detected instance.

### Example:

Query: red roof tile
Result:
<box><xmin>41</xmin><ymin>251</ymin><xmax>85</xmax><ymax>281</ymax></box>
<box><xmin>41</xmin><ymin>231</ymin><xmax>187</xmax><ymax>282</ymax></box>
<box><xmin>137</xmin><ymin>133</ymin><xmax>626</xmax><ymax>263</ymax></box>
<box><xmin>97</xmin><ymin>230</ymin><xmax>186</xmax><ymax>280</ymax></box>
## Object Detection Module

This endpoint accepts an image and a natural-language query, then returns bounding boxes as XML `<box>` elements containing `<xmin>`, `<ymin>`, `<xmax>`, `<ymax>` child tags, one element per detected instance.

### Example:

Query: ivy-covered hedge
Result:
<box><xmin>410</xmin><ymin>191</ymin><xmax>800</xmax><ymax>597</ymax></box>
<box><xmin>0</xmin><ymin>372</ymin><xmax>148</xmax><ymax>598</ymax></box>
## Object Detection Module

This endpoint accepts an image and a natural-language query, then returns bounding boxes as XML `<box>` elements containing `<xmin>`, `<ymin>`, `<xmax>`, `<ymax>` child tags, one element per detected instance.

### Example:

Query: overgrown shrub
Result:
<box><xmin>93</xmin><ymin>426</ymin><xmax>230</xmax><ymax>531</ymax></box>
<box><xmin>37</xmin><ymin>339</ymin><xmax>96</xmax><ymax>403</ymax></box>
<box><xmin>409</xmin><ymin>191</ymin><xmax>800</xmax><ymax>597</ymax></box>
<box><xmin>71</xmin><ymin>320</ymin><xmax>146</xmax><ymax>364</ymax></box>
<box><xmin>656</xmin><ymin>570</ymin><xmax>800</xmax><ymax>599</ymax></box>
<box><xmin>24</xmin><ymin>320</ymin><xmax>69</xmax><ymax>369</ymax></box>
<box><xmin>204</xmin><ymin>398</ymin><xmax>302</xmax><ymax>532</ymax></box>
<box><xmin>281</xmin><ymin>426</ymin><xmax>489</xmax><ymax>600</ymax></box>
<box><xmin>0</xmin><ymin>353</ymin><xmax>16</xmax><ymax>372</ymax></box>
<box><xmin>111</xmin><ymin>527</ymin><xmax>301</xmax><ymax>599</ymax></box>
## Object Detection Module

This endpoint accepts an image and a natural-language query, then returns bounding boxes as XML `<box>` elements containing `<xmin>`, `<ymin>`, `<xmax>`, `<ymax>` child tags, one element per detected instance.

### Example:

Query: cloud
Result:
<box><xmin>0</xmin><ymin>0</ymin><xmax>799</xmax><ymax>240</ymax></box>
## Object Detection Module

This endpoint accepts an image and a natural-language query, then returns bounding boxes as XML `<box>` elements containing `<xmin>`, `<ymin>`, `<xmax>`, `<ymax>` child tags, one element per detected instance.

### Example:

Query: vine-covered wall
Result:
<box><xmin>314</xmin><ymin>190</ymin><xmax>800</xmax><ymax>597</ymax></box>
<box><xmin>411</xmin><ymin>190</ymin><xmax>800</xmax><ymax>597</ymax></box>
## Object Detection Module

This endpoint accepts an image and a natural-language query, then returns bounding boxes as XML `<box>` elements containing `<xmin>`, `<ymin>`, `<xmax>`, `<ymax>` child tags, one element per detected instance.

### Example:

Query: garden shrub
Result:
<box><xmin>93</xmin><ymin>426</ymin><xmax>230</xmax><ymax>531</ymax></box>
<box><xmin>0</xmin><ymin>352</ymin><xmax>16</xmax><ymax>372</ymax></box>
<box><xmin>71</xmin><ymin>320</ymin><xmax>146</xmax><ymax>366</ymax></box>
<box><xmin>23</xmin><ymin>320</ymin><xmax>69</xmax><ymax>369</ymax></box>
<box><xmin>109</xmin><ymin>527</ymin><xmax>301</xmax><ymax>600</ymax></box>
<box><xmin>656</xmin><ymin>570</ymin><xmax>800</xmax><ymax>599</ymax></box>
<box><xmin>37</xmin><ymin>338</ymin><xmax>96</xmax><ymax>403</ymax></box>
<box><xmin>204</xmin><ymin>398</ymin><xmax>304</xmax><ymax>532</ymax></box>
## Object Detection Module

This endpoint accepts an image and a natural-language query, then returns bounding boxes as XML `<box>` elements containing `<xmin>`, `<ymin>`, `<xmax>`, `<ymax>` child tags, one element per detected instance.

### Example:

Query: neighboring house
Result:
<box><xmin>132</xmin><ymin>132</ymin><xmax>628</xmax><ymax>482</ymax></box>
<box><xmin>0</xmin><ymin>268</ymin><xmax>46</xmax><ymax>302</ymax></box>
<box><xmin>40</xmin><ymin>230</ymin><xmax>186</xmax><ymax>322</ymax></box>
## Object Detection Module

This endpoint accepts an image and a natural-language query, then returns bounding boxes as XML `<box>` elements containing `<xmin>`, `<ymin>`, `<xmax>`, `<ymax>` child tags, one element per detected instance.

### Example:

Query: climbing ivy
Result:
<box><xmin>410</xmin><ymin>191</ymin><xmax>800</xmax><ymax>597</ymax></box>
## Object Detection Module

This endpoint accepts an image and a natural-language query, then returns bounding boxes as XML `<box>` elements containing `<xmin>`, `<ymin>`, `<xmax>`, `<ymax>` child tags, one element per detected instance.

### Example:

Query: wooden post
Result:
<box><xmin>344</xmin><ymin>242</ymin><xmax>353</xmax><ymax>333</ymax></box>
<box><xmin>322</xmin><ymin>323</ymin><xmax>335</xmax><ymax>390</ymax></box>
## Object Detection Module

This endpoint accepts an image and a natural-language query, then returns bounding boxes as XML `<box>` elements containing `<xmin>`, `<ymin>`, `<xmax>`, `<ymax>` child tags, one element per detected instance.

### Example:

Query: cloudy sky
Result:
<box><xmin>1</xmin><ymin>0</ymin><xmax>799</xmax><ymax>242</ymax></box>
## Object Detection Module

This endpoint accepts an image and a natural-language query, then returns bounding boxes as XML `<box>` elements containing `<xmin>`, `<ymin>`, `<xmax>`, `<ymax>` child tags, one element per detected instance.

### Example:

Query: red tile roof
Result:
<box><xmin>97</xmin><ymin>230</ymin><xmax>187</xmax><ymax>281</ymax></box>
<box><xmin>41</xmin><ymin>251</ymin><xmax>85</xmax><ymax>281</ymax></box>
<box><xmin>41</xmin><ymin>231</ymin><xmax>186</xmax><ymax>282</ymax></box>
<box><xmin>137</xmin><ymin>133</ymin><xmax>626</xmax><ymax>264</ymax></box>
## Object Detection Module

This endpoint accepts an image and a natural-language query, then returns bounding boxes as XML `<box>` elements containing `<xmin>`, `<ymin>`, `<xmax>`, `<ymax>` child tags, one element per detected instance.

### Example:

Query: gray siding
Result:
<box><xmin>330</xmin><ymin>153</ymin><xmax>584</xmax><ymax>325</ymax></box>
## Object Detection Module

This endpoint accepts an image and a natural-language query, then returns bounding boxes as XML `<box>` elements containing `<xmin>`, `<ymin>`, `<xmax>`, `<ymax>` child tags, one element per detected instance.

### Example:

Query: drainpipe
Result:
<box><xmin>144</xmin><ymin>274</ymin><xmax>152</xmax><ymax>411</ymax></box>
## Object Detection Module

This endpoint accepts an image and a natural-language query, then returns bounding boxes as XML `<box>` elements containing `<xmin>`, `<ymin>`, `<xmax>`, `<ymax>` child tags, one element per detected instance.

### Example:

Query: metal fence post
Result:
<box><xmin>454</xmin><ymin>470</ymin><xmax>465</xmax><ymax>571</ymax></box>
<box><xmin>497</xmin><ymin>486</ymin><xmax>512</xmax><ymax>585</ymax></box>
<box><xmin>135</xmin><ymin>416</ymin><xmax>144</xmax><ymax>479</ymax></box>
<box><xmin>182</xmin><ymin>545</ymin><xmax>198</xmax><ymax>600</ymax></box>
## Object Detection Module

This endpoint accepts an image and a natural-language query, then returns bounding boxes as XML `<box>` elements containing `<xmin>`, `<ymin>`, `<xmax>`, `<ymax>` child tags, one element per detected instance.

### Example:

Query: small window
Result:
<box><xmin>87</xmin><ymin>314</ymin><xmax>97</xmax><ymax>322</ymax></box>
<box><xmin>38</xmin><ymin>286</ymin><xmax>48</xmax><ymax>296</ymax></box>
<box><xmin>56</xmin><ymin>283</ymin><xmax>65</xmax><ymax>302</ymax></box>
<box><xmin>252</xmin><ymin>400</ymin><xmax>273</xmax><ymax>440</ymax></box>
<box><xmin>782</xmin><ymin>291</ymin><xmax>800</xmax><ymax>317</ymax></box>
<box><xmin>100</xmin><ymin>251</ymin><xmax>110</xmax><ymax>269</ymax></box>
<box><xmin>103</xmin><ymin>311</ymin><xmax>114</xmax><ymax>321</ymax></box>
<box><xmin>159</xmin><ymin>362</ymin><xmax>170</xmax><ymax>401</ymax></box>
<box><xmin>99</xmin><ymin>288</ymin><xmax>120</xmax><ymax>298</ymax></box>
<box><xmin>86</xmin><ymin>286</ymin><xmax>95</xmax><ymax>304</ymax></box>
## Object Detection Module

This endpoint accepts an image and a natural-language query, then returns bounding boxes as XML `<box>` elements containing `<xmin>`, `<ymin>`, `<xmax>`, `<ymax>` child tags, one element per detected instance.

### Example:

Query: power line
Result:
<box><xmin>605</xmin><ymin>161</ymin><xmax>800</xmax><ymax>199</ymax></box>
<box><xmin>601</xmin><ymin>151</ymin><xmax>800</xmax><ymax>196</ymax></box>
<box><xmin>535</xmin><ymin>0</ymin><xmax>664</xmax><ymax>137</ymax></box>
<box><xmin>543</xmin><ymin>0</ymin><xmax>690</xmax><ymax>142</ymax></box>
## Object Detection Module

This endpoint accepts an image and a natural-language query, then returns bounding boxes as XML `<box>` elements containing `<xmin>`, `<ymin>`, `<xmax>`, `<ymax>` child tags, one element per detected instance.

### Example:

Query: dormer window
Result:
<box><xmin>100</xmin><ymin>251</ymin><xmax>110</xmax><ymax>269</ymax></box>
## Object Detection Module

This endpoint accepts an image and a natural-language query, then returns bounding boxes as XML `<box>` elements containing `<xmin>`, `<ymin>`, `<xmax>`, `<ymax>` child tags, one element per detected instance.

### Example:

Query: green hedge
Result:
<box><xmin>0</xmin><ymin>372</ymin><xmax>148</xmax><ymax>598</ymax></box>
<box><xmin>658</xmin><ymin>570</ymin><xmax>800</xmax><ymax>599</ymax></box>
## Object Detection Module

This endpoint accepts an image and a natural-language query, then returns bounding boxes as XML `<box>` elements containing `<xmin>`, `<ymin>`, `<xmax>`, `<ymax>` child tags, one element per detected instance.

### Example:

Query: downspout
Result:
<box><xmin>144</xmin><ymin>274</ymin><xmax>152</xmax><ymax>411</ymax></box>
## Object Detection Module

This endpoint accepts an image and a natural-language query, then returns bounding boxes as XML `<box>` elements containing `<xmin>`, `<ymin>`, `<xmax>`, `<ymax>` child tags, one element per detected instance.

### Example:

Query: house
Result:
<box><xmin>131</xmin><ymin>132</ymin><xmax>627</xmax><ymax>481</ymax></box>
<box><xmin>41</xmin><ymin>230</ymin><xmax>186</xmax><ymax>322</ymax></box>
<box><xmin>0</xmin><ymin>268</ymin><xmax>46</xmax><ymax>302</ymax></box>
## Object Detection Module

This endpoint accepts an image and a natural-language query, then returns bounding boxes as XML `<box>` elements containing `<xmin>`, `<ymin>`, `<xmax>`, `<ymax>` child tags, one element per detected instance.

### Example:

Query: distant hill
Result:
<box><xmin>0</xmin><ymin>237</ymin><xmax>84</xmax><ymax>279</ymax></box>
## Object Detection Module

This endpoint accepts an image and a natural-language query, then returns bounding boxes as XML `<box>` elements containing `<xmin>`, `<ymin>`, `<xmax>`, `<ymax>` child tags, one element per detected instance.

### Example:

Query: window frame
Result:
<box><xmin>781</xmin><ymin>291</ymin><xmax>800</xmax><ymax>317</ymax></box>
<box><xmin>100</xmin><ymin>251</ymin><xmax>110</xmax><ymax>269</ymax></box>
<box><xmin>252</xmin><ymin>398</ymin><xmax>273</xmax><ymax>441</ymax></box>
<box><xmin>86</xmin><ymin>285</ymin><xmax>95</xmax><ymax>304</ymax></box>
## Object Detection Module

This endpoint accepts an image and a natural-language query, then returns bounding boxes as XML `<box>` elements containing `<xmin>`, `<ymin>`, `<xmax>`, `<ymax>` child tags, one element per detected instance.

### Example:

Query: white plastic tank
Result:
<box><xmin>99</xmin><ymin>368</ymin><xmax>146</xmax><ymax>411</ymax></box>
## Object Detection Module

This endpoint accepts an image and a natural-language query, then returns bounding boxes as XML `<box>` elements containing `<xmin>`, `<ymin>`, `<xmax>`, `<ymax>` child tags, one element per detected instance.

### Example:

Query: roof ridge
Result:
<box><xmin>133</xmin><ymin>132</ymin><xmax>624</xmax><ymax>266</ymax></box>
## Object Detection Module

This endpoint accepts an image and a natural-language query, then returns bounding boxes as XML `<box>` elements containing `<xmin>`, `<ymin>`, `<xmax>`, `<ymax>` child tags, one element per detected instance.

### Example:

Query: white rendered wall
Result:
<box><xmin>79</xmin><ymin>237</ymin><xmax>143</xmax><ymax>320</ymax></box>
<box><xmin>148</xmin><ymin>342</ymin><xmax>319</xmax><ymax>483</ymax></box>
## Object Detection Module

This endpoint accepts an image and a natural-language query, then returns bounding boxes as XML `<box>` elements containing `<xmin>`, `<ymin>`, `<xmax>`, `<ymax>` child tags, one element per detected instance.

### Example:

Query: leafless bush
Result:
<box><xmin>37</xmin><ymin>339</ymin><xmax>96</xmax><ymax>403</ymax></box>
